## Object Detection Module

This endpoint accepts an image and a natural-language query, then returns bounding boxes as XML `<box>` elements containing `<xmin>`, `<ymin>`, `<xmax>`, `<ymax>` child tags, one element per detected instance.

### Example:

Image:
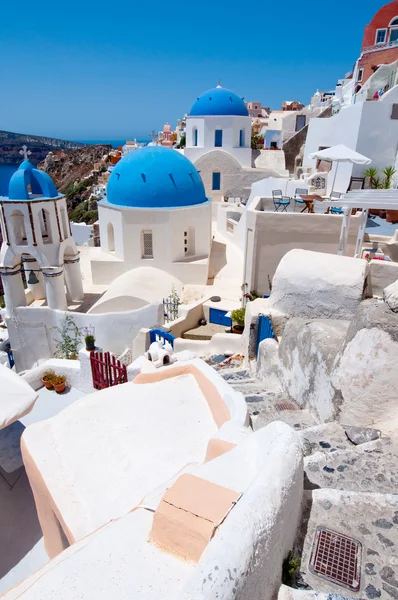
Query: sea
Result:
<box><xmin>0</xmin><ymin>138</ymin><xmax>151</xmax><ymax>195</ymax></box>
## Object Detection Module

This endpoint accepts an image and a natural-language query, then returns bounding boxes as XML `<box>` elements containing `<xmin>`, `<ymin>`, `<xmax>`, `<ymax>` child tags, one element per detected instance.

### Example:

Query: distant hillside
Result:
<box><xmin>0</xmin><ymin>129</ymin><xmax>86</xmax><ymax>164</ymax></box>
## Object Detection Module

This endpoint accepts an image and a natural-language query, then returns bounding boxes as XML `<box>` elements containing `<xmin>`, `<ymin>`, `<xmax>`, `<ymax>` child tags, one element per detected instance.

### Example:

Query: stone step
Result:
<box><xmin>278</xmin><ymin>583</ymin><xmax>357</xmax><ymax>599</ymax></box>
<box><xmin>304</xmin><ymin>437</ymin><xmax>398</xmax><ymax>494</ymax></box>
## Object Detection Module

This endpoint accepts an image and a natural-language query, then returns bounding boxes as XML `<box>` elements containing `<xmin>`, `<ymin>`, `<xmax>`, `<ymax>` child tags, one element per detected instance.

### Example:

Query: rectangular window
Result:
<box><xmin>295</xmin><ymin>115</ymin><xmax>306</xmax><ymax>132</ymax></box>
<box><xmin>142</xmin><ymin>230</ymin><xmax>153</xmax><ymax>258</ymax></box>
<box><xmin>214</xmin><ymin>129</ymin><xmax>223</xmax><ymax>147</ymax></box>
<box><xmin>239</xmin><ymin>129</ymin><xmax>245</xmax><ymax>147</ymax></box>
<box><xmin>212</xmin><ymin>172</ymin><xmax>221</xmax><ymax>191</ymax></box>
<box><xmin>376</xmin><ymin>29</ymin><xmax>386</xmax><ymax>44</ymax></box>
<box><xmin>193</xmin><ymin>129</ymin><xmax>198</xmax><ymax>146</ymax></box>
<box><xmin>357</xmin><ymin>69</ymin><xmax>363</xmax><ymax>82</ymax></box>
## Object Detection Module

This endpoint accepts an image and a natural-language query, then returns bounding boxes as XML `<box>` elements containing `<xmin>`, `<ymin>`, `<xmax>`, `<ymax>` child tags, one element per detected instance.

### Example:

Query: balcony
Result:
<box><xmin>362</xmin><ymin>39</ymin><xmax>398</xmax><ymax>54</ymax></box>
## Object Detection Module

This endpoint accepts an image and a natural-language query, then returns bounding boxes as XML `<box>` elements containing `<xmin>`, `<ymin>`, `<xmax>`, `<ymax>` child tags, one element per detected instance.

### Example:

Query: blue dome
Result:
<box><xmin>7</xmin><ymin>160</ymin><xmax>59</xmax><ymax>201</ymax></box>
<box><xmin>106</xmin><ymin>146</ymin><xmax>208</xmax><ymax>209</ymax></box>
<box><xmin>189</xmin><ymin>86</ymin><xmax>249</xmax><ymax>117</ymax></box>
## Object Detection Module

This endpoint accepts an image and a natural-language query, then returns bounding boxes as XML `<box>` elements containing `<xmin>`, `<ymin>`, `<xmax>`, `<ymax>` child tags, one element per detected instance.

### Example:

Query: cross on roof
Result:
<box><xmin>19</xmin><ymin>145</ymin><xmax>32</xmax><ymax>160</ymax></box>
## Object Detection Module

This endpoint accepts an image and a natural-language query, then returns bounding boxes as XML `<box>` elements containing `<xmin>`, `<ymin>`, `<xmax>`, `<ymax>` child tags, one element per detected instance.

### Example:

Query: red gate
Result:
<box><xmin>90</xmin><ymin>351</ymin><xmax>128</xmax><ymax>390</ymax></box>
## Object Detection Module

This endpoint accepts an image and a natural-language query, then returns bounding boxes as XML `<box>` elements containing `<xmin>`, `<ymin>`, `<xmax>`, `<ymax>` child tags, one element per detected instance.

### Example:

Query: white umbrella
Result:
<box><xmin>0</xmin><ymin>364</ymin><xmax>38</xmax><ymax>430</ymax></box>
<box><xmin>309</xmin><ymin>144</ymin><xmax>372</xmax><ymax>196</ymax></box>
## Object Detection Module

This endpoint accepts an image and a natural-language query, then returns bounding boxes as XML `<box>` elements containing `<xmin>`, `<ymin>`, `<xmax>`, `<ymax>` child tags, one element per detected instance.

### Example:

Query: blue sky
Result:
<box><xmin>0</xmin><ymin>0</ymin><xmax>387</xmax><ymax>140</ymax></box>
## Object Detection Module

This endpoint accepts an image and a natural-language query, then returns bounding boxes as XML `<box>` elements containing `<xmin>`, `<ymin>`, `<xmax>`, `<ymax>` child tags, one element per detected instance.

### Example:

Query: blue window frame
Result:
<box><xmin>214</xmin><ymin>129</ymin><xmax>223</xmax><ymax>147</ymax></box>
<box><xmin>193</xmin><ymin>128</ymin><xmax>198</xmax><ymax>146</ymax></box>
<box><xmin>212</xmin><ymin>172</ymin><xmax>221</xmax><ymax>191</ymax></box>
<box><xmin>239</xmin><ymin>129</ymin><xmax>245</xmax><ymax>147</ymax></box>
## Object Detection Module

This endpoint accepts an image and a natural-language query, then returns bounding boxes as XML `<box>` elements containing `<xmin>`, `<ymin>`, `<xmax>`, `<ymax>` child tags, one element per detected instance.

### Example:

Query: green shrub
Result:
<box><xmin>282</xmin><ymin>551</ymin><xmax>301</xmax><ymax>587</ymax></box>
<box><xmin>231</xmin><ymin>307</ymin><xmax>246</xmax><ymax>327</ymax></box>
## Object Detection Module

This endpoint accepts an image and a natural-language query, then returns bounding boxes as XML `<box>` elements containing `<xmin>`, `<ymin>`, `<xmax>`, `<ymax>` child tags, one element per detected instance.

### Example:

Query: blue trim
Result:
<box><xmin>149</xmin><ymin>329</ymin><xmax>175</xmax><ymax>348</ymax></box>
<box><xmin>209</xmin><ymin>308</ymin><xmax>232</xmax><ymax>327</ymax></box>
<box><xmin>214</xmin><ymin>129</ymin><xmax>223</xmax><ymax>147</ymax></box>
<box><xmin>256</xmin><ymin>315</ymin><xmax>275</xmax><ymax>357</ymax></box>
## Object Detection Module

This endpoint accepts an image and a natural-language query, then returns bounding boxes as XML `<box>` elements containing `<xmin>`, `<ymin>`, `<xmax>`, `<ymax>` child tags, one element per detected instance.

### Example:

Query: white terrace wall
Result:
<box><xmin>5</xmin><ymin>303</ymin><xmax>163</xmax><ymax>372</ymax></box>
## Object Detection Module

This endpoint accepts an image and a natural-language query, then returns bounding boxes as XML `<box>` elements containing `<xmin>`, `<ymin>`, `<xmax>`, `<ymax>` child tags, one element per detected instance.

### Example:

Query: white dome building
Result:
<box><xmin>91</xmin><ymin>146</ymin><xmax>212</xmax><ymax>285</ymax></box>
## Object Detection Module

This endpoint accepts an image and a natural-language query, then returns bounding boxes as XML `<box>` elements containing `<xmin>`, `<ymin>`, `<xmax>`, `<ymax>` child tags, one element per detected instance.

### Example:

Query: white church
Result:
<box><xmin>0</xmin><ymin>154</ymin><xmax>83</xmax><ymax>314</ymax></box>
<box><xmin>183</xmin><ymin>84</ymin><xmax>281</xmax><ymax>202</ymax></box>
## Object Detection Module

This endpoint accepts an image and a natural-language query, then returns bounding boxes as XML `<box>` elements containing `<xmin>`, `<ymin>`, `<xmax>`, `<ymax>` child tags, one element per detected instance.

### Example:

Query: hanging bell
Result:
<box><xmin>28</xmin><ymin>270</ymin><xmax>40</xmax><ymax>285</ymax></box>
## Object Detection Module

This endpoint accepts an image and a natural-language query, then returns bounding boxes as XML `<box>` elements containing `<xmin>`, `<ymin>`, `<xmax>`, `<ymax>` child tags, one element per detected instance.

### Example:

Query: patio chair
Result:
<box><xmin>272</xmin><ymin>190</ymin><xmax>290</xmax><ymax>212</ymax></box>
<box><xmin>330</xmin><ymin>191</ymin><xmax>344</xmax><ymax>215</ymax></box>
<box><xmin>293</xmin><ymin>188</ymin><xmax>308</xmax><ymax>211</ymax></box>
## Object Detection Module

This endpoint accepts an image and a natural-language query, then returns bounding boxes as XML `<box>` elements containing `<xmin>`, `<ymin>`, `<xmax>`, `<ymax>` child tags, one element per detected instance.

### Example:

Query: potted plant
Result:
<box><xmin>42</xmin><ymin>369</ymin><xmax>55</xmax><ymax>390</ymax></box>
<box><xmin>53</xmin><ymin>375</ymin><xmax>67</xmax><ymax>394</ymax></box>
<box><xmin>83</xmin><ymin>325</ymin><xmax>96</xmax><ymax>351</ymax></box>
<box><xmin>231</xmin><ymin>307</ymin><xmax>246</xmax><ymax>334</ymax></box>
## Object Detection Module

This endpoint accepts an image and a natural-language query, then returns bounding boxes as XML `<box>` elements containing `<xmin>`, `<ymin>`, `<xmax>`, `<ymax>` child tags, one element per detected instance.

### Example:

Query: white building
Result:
<box><xmin>92</xmin><ymin>146</ymin><xmax>212</xmax><ymax>285</ymax></box>
<box><xmin>303</xmin><ymin>84</ymin><xmax>398</xmax><ymax>193</ymax></box>
<box><xmin>0</xmin><ymin>159</ymin><xmax>83</xmax><ymax>313</ymax></box>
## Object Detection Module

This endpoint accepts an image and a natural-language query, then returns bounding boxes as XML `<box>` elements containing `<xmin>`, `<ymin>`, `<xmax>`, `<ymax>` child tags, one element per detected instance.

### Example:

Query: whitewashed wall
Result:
<box><xmin>6</xmin><ymin>302</ymin><xmax>163</xmax><ymax>372</ymax></box>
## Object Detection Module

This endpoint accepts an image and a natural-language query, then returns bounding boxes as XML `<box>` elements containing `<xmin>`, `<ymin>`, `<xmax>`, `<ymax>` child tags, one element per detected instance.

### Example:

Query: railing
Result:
<box><xmin>149</xmin><ymin>329</ymin><xmax>175</xmax><ymax>348</ymax></box>
<box><xmin>90</xmin><ymin>351</ymin><xmax>127</xmax><ymax>390</ymax></box>
<box><xmin>362</xmin><ymin>39</ymin><xmax>398</xmax><ymax>54</ymax></box>
<box><xmin>163</xmin><ymin>296</ymin><xmax>179</xmax><ymax>323</ymax></box>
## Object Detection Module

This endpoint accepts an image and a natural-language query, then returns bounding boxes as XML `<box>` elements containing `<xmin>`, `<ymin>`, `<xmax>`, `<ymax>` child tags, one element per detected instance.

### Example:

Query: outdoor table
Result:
<box><xmin>299</xmin><ymin>194</ymin><xmax>326</xmax><ymax>213</ymax></box>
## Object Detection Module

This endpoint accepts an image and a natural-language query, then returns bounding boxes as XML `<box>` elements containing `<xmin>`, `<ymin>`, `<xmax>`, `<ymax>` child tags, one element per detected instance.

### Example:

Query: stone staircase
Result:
<box><xmin>209</xmin><ymin>359</ymin><xmax>398</xmax><ymax>599</ymax></box>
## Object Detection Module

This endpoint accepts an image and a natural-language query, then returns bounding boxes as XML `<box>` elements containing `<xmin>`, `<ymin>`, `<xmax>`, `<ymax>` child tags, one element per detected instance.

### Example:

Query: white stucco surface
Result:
<box><xmin>268</xmin><ymin>249</ymin><xmax>369</xmax><ymax>319</ymax></box>
<box><xmin>22</xmin><ymin>374</ymin><xmax>218</xmax><ymax>541</ymax></box>
<box><xmin>1</xmin><ymin>509</ymin><xmax>194</xmax><ymax>600</ymax></box>
<box><xmin>88</xmin><ymin>266</ymin><xmax>183</xmax><ymax>314</ymax></box>
<box><xmin>334</xmin><ymin>326</ymin><xmax>398</xmax><ymax>435</ymax></box>
<box><xmin>4</xmin><ymin>423</ymin><xmax>303</xmax><ymax>600</ymax></box>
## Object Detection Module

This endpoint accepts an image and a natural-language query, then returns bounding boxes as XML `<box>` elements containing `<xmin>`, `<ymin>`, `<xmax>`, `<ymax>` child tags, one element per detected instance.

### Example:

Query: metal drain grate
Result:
<box><xmin>309</xmin><ymin>526</ymin><xmax>362</xmax><ymax>591</ymax></box>
<box><xmin>275</xmin><ymin>401</ymin><xmax>299</xmax><ymax>411</ymax></box>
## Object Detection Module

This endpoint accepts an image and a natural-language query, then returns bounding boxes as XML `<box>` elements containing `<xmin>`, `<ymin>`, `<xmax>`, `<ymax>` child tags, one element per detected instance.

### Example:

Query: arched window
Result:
<box><xmin>107</xmin><ymin>222</ymin><xmax>115</xmax><ymax>252</ymax></box>
<box><xmin>40</xmin><ymin>208</ymin><xmax>52</xmax><ymax>244</ymax></box>
<box><xmin>212</xmin><ymin>171</ymin><xmax>221</xmax><ymax>191</ymax></box>
<box><xmin>193</xmin><ymin>127</ymin><xmax>198</xmax><ymax>147</ymax></box>
<box><xmin>390</xmin><ymin>18</ymin><xmax>398</xmax><ymax>43</ymax></box>
<box><xmin>214</xmin><ymin>129</ymin><xmax>223</xmax><ymax>147</ymax></box>
<box><xmin>60</xmin><ymin>207</ymin><xmax>69</xmax><ymax>240</ymax></box>
<box><xmin>10</xmin><ymin>210</ymin><xmax>27</xmax><ymax>246</ymax></box>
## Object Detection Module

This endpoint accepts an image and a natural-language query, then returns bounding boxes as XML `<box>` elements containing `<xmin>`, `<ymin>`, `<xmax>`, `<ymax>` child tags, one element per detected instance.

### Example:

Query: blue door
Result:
<box><xmin>212</xmin><ymin>172</ymin><xmax>221</xmax><ymax>191</ymax></box>
<box><xmin>256</xmin><ymin>315</ymin><xmax>274</xmax><ymax>357</ymax></box>
<box><xmin>209</xmin><ymin>308</ymin><xmax>232</xmax><ymax>327</ymax></box>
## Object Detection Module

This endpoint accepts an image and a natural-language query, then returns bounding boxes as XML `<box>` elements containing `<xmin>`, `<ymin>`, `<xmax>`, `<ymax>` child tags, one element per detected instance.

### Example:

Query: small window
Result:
<box><xmin>390</xmin><ymin>28</ymin><xmax>398</xmax><ymax>43</ymax></box>
<box><xmin>214</xmin><ymin>129</ymin><xmax>223</xmax><ymax>147</ymax></box>
<box><xmin>142</xmin><ymin>230</ymin><xmax>153</xmax><ymax>258</ymax></box>
<box><xmin>239</xmin><ymin>129</ymin><xmax>245</xmax><ymax>147</ymax></box>
<box><xmin>212</xmin><ymin>172</ymin><xmax>221</xmax><ymax>191</ymax></box>
<box><xmin>390</xmin><ymin>17</ymin><xmax>398</xmax><ymax>26</ymax></box>
<box><xmin>295</xmin><ymin>115</ymin><xmax>306</xmax><ymax>132</ymax></box>
<box><xmin>193</xmin><ymin>128</ymin><xmax>198</xmax><ymax>146</ymax></box>
<box><xmin>357</xmin><ymin>69</ymin><xmax>363</xmax><ymax>82</ymax></box>
<box><xmin>391</xmin><ymin>103</ymin><xmax>398</xmax><ymax>119</ymax></box>
<box><xmin>376</xmin><ymin>29</ymin><xmax>386</xmax><ymax>44</ymax></box>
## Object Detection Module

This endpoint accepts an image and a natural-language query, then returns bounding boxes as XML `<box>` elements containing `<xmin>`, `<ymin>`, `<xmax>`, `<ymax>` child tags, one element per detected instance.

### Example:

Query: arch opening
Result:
<box><xmin>10</xmin><ymin>210</ymin><xmax>28</xmax><ymax>246</ymax></box>
<box><xmin>107</xmin><ymin>222</ymin><xmax>115</xmax><ymax>252</ymax></box>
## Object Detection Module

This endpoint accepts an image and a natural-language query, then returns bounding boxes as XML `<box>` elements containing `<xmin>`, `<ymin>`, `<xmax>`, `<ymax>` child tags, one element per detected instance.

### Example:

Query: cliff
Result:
<box><xmin>40</xmin><ymin>145</ymin><xmax>112</xmax><ymax>224</ymax></box>
<box><xmin>0</xmin><ymin>129</ymin><xmax>86</xmax><ymax>164</ymax></box>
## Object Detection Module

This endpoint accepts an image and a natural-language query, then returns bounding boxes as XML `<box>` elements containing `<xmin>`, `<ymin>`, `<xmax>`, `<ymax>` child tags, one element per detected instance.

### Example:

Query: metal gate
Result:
<box><xmin>256</xmin><ymin>315</ymin><xmax>275</xmax><ymax>357</ymax></box>
<box><xmin>90</xmin><ymin>351</ymin><xmax>128</xmax><ymax>390</ymax></box>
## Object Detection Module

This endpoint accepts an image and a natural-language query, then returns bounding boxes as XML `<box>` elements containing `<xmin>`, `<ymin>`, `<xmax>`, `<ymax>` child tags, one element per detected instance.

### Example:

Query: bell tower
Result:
<box><xmin>0</xmin><ymin>150</ymin><xmax>84</xmax><ymax>314</ymax></box>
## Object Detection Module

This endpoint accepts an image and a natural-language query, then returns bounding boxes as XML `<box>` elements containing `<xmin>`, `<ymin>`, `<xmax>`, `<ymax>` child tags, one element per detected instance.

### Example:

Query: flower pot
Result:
<box><xmin>54</xmin><ymin>382</ymin><xmax>66</xmax><ymax>394</ymax></box>
<box><xmin>232</xmin><ymin>325</ymin><xmax>244</xmax><ymax>335</ymax></box>
<box><xmin>85</xmin><ymin>342</ymin><xmax>95</xmax><ymax>352</ymax></box>
<box><xmin>42</xmin><ymin>378</ymin><xmax>53</xmax><ymax>390</ymax></box>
